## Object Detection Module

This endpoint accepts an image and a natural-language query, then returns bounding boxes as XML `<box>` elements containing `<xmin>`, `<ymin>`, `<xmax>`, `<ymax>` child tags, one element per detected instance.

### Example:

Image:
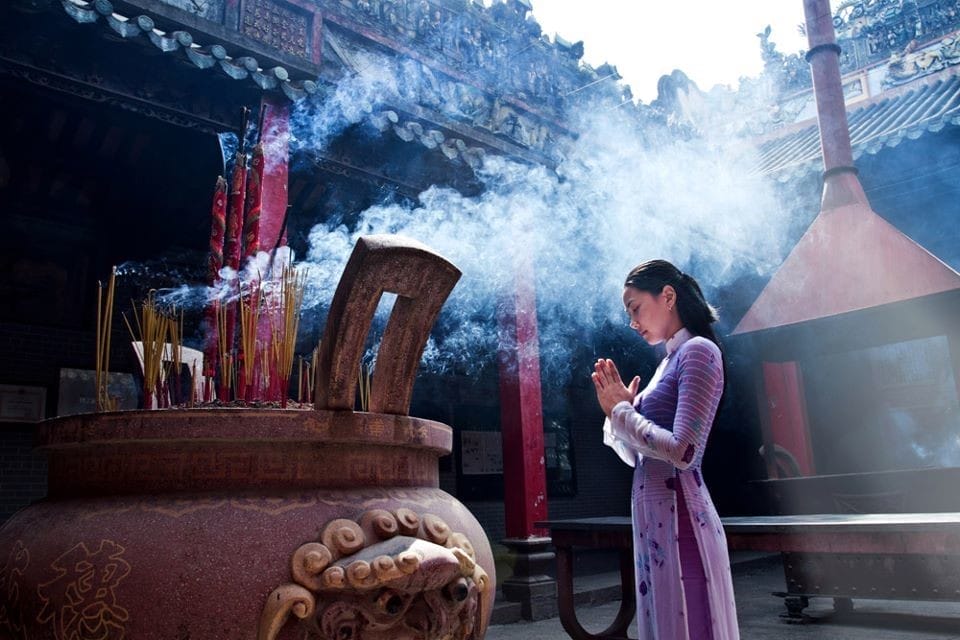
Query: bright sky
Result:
<box><xmin>528</xmin><ymin>1</ymin><xmax>813</xmax><ymax>103</ymax></box>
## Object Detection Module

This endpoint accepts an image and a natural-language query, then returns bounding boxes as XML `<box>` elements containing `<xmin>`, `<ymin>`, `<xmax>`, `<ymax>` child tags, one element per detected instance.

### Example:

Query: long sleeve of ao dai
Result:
<box><xmin>607</xmin><ymin>336</ymin><xmax>723</xmax><ymax>470</ymax></box>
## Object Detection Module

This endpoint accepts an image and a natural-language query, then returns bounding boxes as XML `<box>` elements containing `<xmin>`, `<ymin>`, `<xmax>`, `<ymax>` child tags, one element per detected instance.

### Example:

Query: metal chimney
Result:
<box><xmin>802</xmin><ymin>0</ymin><xmax>868</xmax><ymax>210</ymax></box>
<box><xmin>731</xmin><ymin>0</ymin><xmax>960</xmax><ymax>335</ymax></box>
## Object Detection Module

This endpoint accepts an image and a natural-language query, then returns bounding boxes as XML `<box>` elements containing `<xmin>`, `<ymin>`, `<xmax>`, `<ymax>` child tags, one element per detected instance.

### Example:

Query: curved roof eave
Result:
<box><xmin>59</xmin><ymin>0</ymin><xmax>320</xmax><ymax>101</ymax></box>
<box><xmin>757</xmin><ymin>70</ymin><xmax>960</xmax><ymax>180</ymax></box>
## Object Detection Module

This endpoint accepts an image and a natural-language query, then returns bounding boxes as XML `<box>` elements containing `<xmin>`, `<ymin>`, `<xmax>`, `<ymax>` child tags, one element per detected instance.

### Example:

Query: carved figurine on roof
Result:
<box><xmin>41</xmin><ymin>0</ymin><xmax>626</xmax><ymax>165</ymax></box>
<box><xmin>758</xmin><ymin>25</ymin><xmax>812</xmax><ymax>96</ymax></box>
<box><xmin>833</xmin><ymin>0</ymin><xmax>960</xmax><ymax>71</ymax></box>
<box><xmin>884</xmin><ymin>32</ymin><xmax>960</xmax><ymax>84</ymax></box>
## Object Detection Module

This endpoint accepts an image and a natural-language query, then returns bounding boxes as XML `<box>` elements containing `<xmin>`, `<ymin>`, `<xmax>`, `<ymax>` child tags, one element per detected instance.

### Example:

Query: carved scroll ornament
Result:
<box><xmin>259</xmin><ymin>509</ymin><xmax>489</xmax><ymax>640</ymax></box>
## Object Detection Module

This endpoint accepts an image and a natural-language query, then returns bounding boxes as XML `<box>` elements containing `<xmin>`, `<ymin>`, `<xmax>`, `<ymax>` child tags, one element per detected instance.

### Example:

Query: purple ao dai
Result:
<box><xmin>603</xmin><ymin>328</ymin><xmax>739</xmax><ymax>640</ymax></box>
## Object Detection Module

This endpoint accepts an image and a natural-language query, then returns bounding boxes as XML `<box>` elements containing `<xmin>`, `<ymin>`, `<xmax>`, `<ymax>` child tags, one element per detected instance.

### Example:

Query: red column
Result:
<box><xmin>497</xmin><ymin>256</ymin><xmax>548</xmax><ymax>539</ymax></box>
<box><xmin>761</xmin><ymin>361</ymin><xmax>815</xmax><ymax>477</ymax></box>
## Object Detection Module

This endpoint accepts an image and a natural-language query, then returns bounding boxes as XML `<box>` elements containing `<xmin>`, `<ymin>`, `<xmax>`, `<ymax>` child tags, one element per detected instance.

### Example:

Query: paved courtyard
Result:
<box><xmin>487</xmin><ymin>554</ymin><xmax>960</xmax><ymax>640</ymax></box>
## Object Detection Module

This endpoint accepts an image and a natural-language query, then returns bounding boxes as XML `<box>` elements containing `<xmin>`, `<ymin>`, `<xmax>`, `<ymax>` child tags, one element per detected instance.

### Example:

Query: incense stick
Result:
<box><xmin>167</xmin><ymin>306</ymin><xmax>183</xmax><ymax>405</ymax></box>
<box><xmin>358</xmin><ymin>362</ymin><xmax>373</xmax><ymax>412</ymax></box>
<box><xmin>238</xmin><ymin>283</ymin><xmax>261</xmax><ymax>401</ymax></box>
<box><xmin>95</xmin><ymin>266</ymin><xmax>117</xmax><ymax>411</ymax></box>
<box><xmin>216</xmin><ymin>297</ymin><xmax>233</xmax><ymax>402</ymax></box>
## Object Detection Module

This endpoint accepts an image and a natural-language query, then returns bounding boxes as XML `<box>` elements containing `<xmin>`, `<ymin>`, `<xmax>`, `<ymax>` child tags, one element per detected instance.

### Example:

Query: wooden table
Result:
<box><xmin>539</xmin><ymin>512</ymin><xmax>960</xmax><ymax>633</ymax></box>
<box><xmin>722</xmin><ymin>512</ymin><xmax>960</xmax><ymax>617</ymax></box>
<box><xmin>536</xmin><ymin>517</ymin><xmax>634</xmax><ymax>640</ymax></box>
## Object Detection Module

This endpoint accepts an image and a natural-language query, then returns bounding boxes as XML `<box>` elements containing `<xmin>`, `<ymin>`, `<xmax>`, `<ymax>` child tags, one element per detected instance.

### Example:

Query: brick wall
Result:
<box><xmin>0</xmin><ymin>322</ymin><xmax>95</xmax><ymax>523</ymax></box>
<box><xmin>0</xmin><ymin>423</ymin><xmax>46</xmax><ymax>523</ymax></box>
<box><xmin>1</xmin><ymin>322</ymin><xmax>90</xmax><ymax>387</ymax></box>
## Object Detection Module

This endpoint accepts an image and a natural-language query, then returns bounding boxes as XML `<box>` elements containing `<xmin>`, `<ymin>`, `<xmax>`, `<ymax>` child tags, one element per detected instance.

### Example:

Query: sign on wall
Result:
<box><xmin>455</xmin><ymin>404</ymin><xmax>576</xmax><ymax>500</ymax></box>
<box><xmin>0</xmin><ymin>384</ymin><xmax>46</xmax><ymax>422</ymax></box>
<box><xmin>56</xmin><ymin>368</ymin><xmax>138</xmax><ymax>417</ymax></box>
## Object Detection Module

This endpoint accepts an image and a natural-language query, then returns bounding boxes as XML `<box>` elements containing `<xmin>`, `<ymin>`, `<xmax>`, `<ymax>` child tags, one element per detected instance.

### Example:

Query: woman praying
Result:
<box><xmin>592</xmin><ymin>259</ymin><xmax>739</xmax><ymax>640</ymax></box>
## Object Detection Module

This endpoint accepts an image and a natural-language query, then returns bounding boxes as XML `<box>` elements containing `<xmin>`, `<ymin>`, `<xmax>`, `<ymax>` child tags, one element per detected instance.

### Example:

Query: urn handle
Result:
<box><xmin>314</xmin><ymin>235</ymin><xmax>461</xmax><ymax>415</ymax></box>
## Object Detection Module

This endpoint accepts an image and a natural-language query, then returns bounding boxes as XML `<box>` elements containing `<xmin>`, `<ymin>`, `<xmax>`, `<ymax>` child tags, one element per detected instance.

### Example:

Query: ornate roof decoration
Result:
<box><xmin>321</xmin><ymin>0</ymin><xmax>604</xmax><ymax>115</ymax></box>
<box><xmin>34</xmin><ymin>0</ymin><xmax>633</xmax><ymax>167</ymax></box>
<box><xmin>96</xmin><ymin>0</ymin><xmax>626</xmax><ymax>120</ymax></box>
<box><xmin>727</xmin><ymin>3</ymin><xmax>960</xmax><ymax>165</ymax></box>
<box><xmin>56</xmin><ymin>0</ymin><xmax>321</xmax><ymax>101</ymax></box>
<box><xmin>831</xmin><ymin>0</ymin><xmax>960</xmax><ymax>73</ymax></box>
<box><xmin>883</xmin><ymin>28</ymin><xmax>960</xmax><ymax>86</ymax></box>
<box><xmin>740</xmin><ymin>1</ymin><xmax>960</xmax><ymax>131</ymax></box>
<box><xmin>757</xmin><ymin>25</ymin><xmax>812</xmax><ymax>96</ymax></box>
<box><xmin>321</xmin><ymin>26</ymin><xmax>560</xmax><ymax>165</ymax></box>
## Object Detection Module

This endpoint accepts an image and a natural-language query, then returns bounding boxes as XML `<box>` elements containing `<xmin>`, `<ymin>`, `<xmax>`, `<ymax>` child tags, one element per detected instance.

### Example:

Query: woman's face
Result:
<box><xmin>622</xmin><ymin>285</ymin><xmax>678</xmax><ymax>345</ymax></box>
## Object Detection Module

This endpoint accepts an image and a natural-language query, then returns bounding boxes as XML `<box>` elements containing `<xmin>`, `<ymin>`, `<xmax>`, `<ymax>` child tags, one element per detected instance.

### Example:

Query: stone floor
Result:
<box><xmin>487</xmin><ymin>553</ymin><xmax>960</xmax><ymax>640</ymax></box>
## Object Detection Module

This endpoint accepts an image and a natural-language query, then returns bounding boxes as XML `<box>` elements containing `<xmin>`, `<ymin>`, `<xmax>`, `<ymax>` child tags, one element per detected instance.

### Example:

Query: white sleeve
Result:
<box><xmin>602</xmin><ymin>416</ymin><xmax>639</xmax><ymax>468</ymax></box>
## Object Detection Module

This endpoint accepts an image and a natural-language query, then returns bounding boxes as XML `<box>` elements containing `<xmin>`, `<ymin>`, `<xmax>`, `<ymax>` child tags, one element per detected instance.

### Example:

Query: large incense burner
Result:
<box><xmin>0</xmin><ymin>236</ymin><xmax>494</xmax><ymax>639</ymax></box>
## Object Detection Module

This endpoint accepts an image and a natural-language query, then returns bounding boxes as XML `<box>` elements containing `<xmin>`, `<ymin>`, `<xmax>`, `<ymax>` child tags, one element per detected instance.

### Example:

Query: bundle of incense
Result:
<box><xmin>216</xmin><ymin>298</ymin><xmax>235</xmax><ymax>402</ymax></box>
<box><xmin>242</xmin><ymin>143</ymin><xmax>264</xmax><ymax>262</ymax></box>
<box><xmin>260</xmin><ymin>341</ymin><xmax>272</xmax><ymax>401</ymax></box>
<box><xmin>123</xmin><ymin>293</ymin><xmax>171</xmax><ymax>409</ymax></box>
<box><xmin>221</xmin><ymin>107</ymin><xmax>251</xmax><ymax>399</ymax></box>
<box><xmin>238</xmin><ymin>284</ymin><xmax>261</xmax><ymax>401</ymax></box>
<box><xmin>203</xmin><ymin>175</ymin><xmax>228</xmax><ymax>402</ymax></box>
<box><xmin>357</xmin><ymin>362</ymin><xmax>372</xmax><ymax>412</ymax></box>
<box><xmin>297</xmin><ymin>345</ymin><xmax>319</xmax><ymax>405</ymax></box>
<box><xmin>272</xmin><ymin>266</ymin><xmax>305</xmax><ymax>407</ymax></box>
<box><xmin>94</xmin><ymin>267</ymin><xmax>117</xmax><ymax>412</ymax></box>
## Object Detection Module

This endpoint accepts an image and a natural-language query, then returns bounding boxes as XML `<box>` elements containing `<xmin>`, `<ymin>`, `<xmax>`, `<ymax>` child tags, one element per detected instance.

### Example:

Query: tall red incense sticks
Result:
<box><xmin>202</xmin><ymin>175</ymin><xmax>227</xmax><ymax>402</ymax></box>
<box><xmin>220</xmin><ymin>107</ymin><xmax>250</xmax><ymax>401</ymax></box>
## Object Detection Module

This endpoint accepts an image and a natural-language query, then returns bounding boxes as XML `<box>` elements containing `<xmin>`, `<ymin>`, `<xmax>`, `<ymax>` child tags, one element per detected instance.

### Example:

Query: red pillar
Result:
<box><xmin>761</xmin><ymin>361</ymin><xmax>815</xmax><ymax>477</ymax></box>
<box><xmin>497</xmin><ymin>256</ymin><xmax>548</xmax><ymax>539</ymax></box>
<box><xmin>497</xmin><ymin>256</ymin><xmax>556</xmax><ymax>621</ymax></box>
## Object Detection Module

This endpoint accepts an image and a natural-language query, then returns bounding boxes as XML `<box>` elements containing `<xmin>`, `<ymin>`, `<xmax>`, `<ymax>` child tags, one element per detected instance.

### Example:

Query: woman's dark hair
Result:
<box><xmin>624</xmin><ymin>259</ymin><xmax>721</xmax><ymax>349</ymax></box>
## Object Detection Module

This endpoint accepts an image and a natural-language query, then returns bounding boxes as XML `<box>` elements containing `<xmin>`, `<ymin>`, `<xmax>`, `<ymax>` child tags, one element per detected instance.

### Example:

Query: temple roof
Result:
<box><xmin>54</xmin><ymin>0</ymin><xmax>321</xmax><ymax>102</ymax></box>
<box><xmin>755</xmin><ymin>67</ymin><xmax>960</xmax><ymax>180</ymax></box>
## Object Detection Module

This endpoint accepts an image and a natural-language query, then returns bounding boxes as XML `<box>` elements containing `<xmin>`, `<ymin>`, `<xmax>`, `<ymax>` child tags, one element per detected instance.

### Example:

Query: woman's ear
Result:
<box><xmin>662</xmin><ymin>285</ymin><xmax>677</xmax><ymax>310</ymax></box>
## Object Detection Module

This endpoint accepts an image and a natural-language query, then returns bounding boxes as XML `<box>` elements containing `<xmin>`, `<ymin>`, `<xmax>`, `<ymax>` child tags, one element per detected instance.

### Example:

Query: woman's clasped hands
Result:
<box><xmin>591</xmin><ymin>358</ymin><xmax>641</xmax><ymax>417</ymax></box>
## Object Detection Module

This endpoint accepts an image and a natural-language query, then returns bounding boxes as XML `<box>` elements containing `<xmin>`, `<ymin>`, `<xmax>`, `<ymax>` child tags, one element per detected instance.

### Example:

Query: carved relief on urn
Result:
<box><xmin>260</xmin><ymin>509</ymin><xmax>490</xmax><ymax>640</ymax></box>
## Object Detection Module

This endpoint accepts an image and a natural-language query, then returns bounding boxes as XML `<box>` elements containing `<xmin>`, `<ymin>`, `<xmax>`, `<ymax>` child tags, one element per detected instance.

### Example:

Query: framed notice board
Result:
<box><xmin>0</xmin><ymin>385</ymin><xmax>46</xmax><ymax>422</ymax></box>
<box><xmin>454</xmin><ymin>404</ymin><xmax>576</xmax><ymax>500</ymax></box>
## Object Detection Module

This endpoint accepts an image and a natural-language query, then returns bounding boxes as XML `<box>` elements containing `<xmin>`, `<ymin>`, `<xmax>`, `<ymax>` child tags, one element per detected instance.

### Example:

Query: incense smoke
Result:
<box><xmin>284</xmin><ymin>54</ymin><xmax>795</xmax><ymax>385</ymax></box>
<box><xmin>139</xmin><ymin>48</ymin><xmax>798</xmax><ymax>387</ymax></box>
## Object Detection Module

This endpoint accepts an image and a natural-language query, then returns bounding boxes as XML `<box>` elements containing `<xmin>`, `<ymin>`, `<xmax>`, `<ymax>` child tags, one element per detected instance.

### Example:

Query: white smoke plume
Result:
<box><xmin>287</xmin><ymin>59</ymin><xmax>794</xmax><ymax>384</ymax></box>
